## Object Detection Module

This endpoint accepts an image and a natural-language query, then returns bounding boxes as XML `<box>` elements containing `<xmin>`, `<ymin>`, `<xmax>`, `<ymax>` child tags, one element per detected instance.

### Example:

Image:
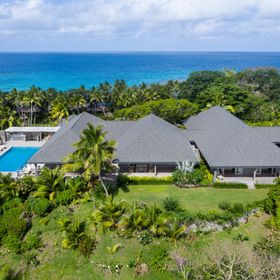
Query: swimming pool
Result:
<box><xmin>0</xmin><ymin>147</ymin><xmax>40</xmax><ymax>172</ymax></box>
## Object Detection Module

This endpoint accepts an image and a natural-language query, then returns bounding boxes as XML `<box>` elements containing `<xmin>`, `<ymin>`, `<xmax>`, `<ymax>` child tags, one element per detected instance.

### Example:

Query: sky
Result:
<box><xmin>0</xmin><ymin>0</ymin><xmax>280</xmax><ymax>52</ymax></box>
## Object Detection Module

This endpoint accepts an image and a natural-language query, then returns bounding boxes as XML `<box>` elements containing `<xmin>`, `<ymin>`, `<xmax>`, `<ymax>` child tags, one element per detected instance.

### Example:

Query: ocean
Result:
<box><xmin>0</xmin><ymin>52</ymin><xmax>280</xmax><ymax>91</ymax></box>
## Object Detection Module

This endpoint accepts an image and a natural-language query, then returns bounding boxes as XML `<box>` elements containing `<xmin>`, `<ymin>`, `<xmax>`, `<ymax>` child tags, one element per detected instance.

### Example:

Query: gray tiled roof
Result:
<box><xmin>117</xmin><ymin>114</ymin><xmax>198</xmax><ymax>163</ymax></box>
<box><xmin>29</xmin><ymin>112</ymin><xmax>105</xmax><ymax>164</ymax></box>
<box><xmin>254</xmin><ymin>126</ymin><xmax>280</xmax><ymax>143</ymax></box>
<box><xmin>184</xmin><ymin>106</ymin><xmax>280</xmax><ymax>168</ymax></box>
<box><xmin>29</xmin><ymin>112</ymin><xmax>198</xmax><ymax>165</ymax></box>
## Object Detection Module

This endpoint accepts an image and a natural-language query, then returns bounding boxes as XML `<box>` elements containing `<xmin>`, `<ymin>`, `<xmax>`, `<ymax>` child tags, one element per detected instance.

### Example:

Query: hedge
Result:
<box><xmin>255</xmin><ymin>184</ymin><xmax>275</xmax><ymax>189</ymax></box>
<box><xmin>128</xmin><ymin>176</ymin><xmax>173</xmax><ymax>185</ymax></box>
<box><xmin>212</xmin><ymin>182</ymin><xmax>247</xmax><ymax>189</ymax></box>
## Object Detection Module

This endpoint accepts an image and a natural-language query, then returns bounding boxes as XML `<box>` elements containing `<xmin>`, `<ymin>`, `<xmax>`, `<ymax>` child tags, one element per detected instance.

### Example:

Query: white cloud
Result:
<box><xmin>0</xmin><ymin>0</ymin><xmax>280</xmax><ymax>50</ymax></box>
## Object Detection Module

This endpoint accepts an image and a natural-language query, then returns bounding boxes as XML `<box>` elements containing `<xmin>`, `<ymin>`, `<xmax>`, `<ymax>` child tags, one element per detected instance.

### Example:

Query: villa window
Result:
<box><xmin>235</xmin><ymin>168</ymin><xmax>243</xmax><ymax>175</ymax></box>
<box><xmin>256</xmin><ymin>168</ymin><xmax>262</xmax><ymax>175</ymax></box>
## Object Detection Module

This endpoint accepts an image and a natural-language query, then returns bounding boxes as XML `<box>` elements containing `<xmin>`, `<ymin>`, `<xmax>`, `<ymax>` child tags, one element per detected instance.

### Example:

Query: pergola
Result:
<box><xmin>5</xmin><ymin>126</ymin><xmax>60</xmax><ymax>142</ymax></box>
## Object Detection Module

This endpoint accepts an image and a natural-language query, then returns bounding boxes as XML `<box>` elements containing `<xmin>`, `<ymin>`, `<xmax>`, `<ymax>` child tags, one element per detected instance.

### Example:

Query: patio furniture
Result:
<box><xmin>23</xmin><ymin>165</ymin><xmax>32</xmax><ymax>175</ymax></box>
<box><xmin>136</xmin><ymin>164</ymin><xmax>148</xmax><ymax>173</ymax></box>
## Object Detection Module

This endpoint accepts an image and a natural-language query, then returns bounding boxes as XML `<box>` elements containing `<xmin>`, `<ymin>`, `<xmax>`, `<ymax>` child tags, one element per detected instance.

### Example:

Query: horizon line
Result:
<box><xmin>1</xmin><ymin>50</ymin><xmax>280</xmax><ymax>54</ymax></box>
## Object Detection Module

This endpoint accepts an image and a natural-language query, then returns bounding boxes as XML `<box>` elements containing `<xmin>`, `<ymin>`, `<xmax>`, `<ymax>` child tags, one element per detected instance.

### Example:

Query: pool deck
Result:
<box><xmin>0</xmin><ymin>140</ymin><xmax>45</xmax><ymax>178</ymax></box>
<box><xmin>0</xmin><ymin>140</ymin><xmax>45</xmax><ymax>154</ymax></box>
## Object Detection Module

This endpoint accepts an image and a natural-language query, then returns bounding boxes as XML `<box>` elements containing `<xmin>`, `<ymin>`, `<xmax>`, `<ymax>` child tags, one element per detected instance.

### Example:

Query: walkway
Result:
<box><xmin>221</xmin><ymin>176</ymin><xmax>276</xmax><ymax>189</ymax></box>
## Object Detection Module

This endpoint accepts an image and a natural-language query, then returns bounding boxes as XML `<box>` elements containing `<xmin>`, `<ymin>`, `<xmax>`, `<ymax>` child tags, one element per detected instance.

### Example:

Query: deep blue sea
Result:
<box><xmin>0</xmin><ymin>52</ymin><xmax>280</xmax><ymax>91</ymax></box>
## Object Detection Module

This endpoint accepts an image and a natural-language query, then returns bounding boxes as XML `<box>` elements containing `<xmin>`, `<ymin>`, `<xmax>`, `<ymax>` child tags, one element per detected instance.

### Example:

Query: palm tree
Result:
<box><xmin>33</xmin><ymin>167</ymin><xmax>64</xmax><ymax>200</ymax></box>
<box><xmin>69</xmin><ymin>94</ymin><xmax>86</xmax><ymax>114</ymax></box>
<box><xmin>49</xmin><ymin>95</ymin><xmax>70</xmax><ymax>123</ymax></box>
<box><xmin>0</xmin><ymin>174</ymin><xmax>18</xmax><ymax>200</ymax></box>
<box><xmin>116</xmin><ymin>89</ymin><xmax>137</xmax><ymax>109</ymax></box>
<box><xmin>0</xmin><ymin>105</ymin><xmax>20</xmax><ymax>129</ymax></box>
<box><xmin>15</xmin><ymin>90</ymin><xmax>28</xmax><ymax>125</ymax></box>
<box><xmin>62</xmin><ymin>124</ymin><xmax>116</xmax><ymax>196</ymax></box>
<box><xmin>59</xmin><ymin>220</ymin><xmax>87</xmax><ymax>249</ymax></box>
<box><xmin>22</xmin><ymin>86</ymin><xmax>43</xmax><ymax>125</ymax></box>
<box><xmin>91</xmin><ymin>197</ymin><xmax>128</xmax><ymax>232</ymax></box>
<box><xmin>90</xmin><ymin>89</ymin><xmax>107</xmax><ymax>116</ymax></box>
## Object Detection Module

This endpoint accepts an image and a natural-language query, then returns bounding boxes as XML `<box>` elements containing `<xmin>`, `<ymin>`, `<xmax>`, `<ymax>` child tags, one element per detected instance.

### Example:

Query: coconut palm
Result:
<box><xmin>62</xmin><ymin>124</ymin><xmax>116</xmax><ymax>196</ymax></box>
<box><xmin>0</xmin><ymin>105</ymin><xmax>20</xmax><ymax>129</ymax></box>
<box><xmin>60</xmin><ymin>220</ymin><xmax>87</xmax><ymax>249</ymax></box>
<box><xmin>91</xmin><ymin>197</ymin><xmax>128</xmax><ymax>232</ymax></box>
<box><xmin>116</xmin><ymin>89</ymin><xmax>137</xmax><ymax>109</ymax></box>
<box><xmin>49</xmin><ymin>95</ymin><xmax>70</xmax><ymax>123</ymax></box>
<box><xmin>69</xmin><ymin>94</ymin><xmax>86</xmax><ymax>114</ymax></box>
<box><xmin>33</xmin><ymin>167</ymin><xmax>64</xmax><ymax>200</ymax></box>
<box><xmin>0</xmin><ymin>174</ymin><xmax>19</xmax><ymax>200</ymax></box>
<box><xmin>22</xmin><ymin>86</ymin><xmax>43</xmax><ymax>125</ymax></box>
<box><xmin>166</xmin><ymin>222</ymin><xmax>187</xmax><ymax>244</ymax></box>
<box><xmin>90</xmin><ymin>88</ymin><xmax>107</xmax><ymax>116</ymax></box>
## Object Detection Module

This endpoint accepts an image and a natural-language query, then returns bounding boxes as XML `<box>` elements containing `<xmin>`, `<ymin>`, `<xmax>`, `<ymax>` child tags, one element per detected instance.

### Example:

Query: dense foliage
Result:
<box><xmin>172</xmin><ymin>163</ymin><xmax>212</xmax><ymax>187</ymax></box>
<box><xmin>1</xmin><ymin>67</ymin><xmax>280</xmax><ymax>131</ymax></box>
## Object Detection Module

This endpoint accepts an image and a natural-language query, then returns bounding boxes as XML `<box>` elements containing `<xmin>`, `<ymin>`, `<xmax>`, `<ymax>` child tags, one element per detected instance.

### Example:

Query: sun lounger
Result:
<box><xmin>23</xmin><ymin>165</ymin><xmax>32</xmax><ymax>175</ymax></box>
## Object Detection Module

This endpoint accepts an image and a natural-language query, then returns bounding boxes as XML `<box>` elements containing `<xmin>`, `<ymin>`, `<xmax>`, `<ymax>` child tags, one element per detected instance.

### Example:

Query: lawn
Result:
<box><xmin>117</xmin><ymin>185</ymin><xmax>269</xmax><ymax>213</ymax></box>
<box><xmin>0</xmin><ymin>185</ymin><xmax>271</xmax><ymax>280</ymax></box>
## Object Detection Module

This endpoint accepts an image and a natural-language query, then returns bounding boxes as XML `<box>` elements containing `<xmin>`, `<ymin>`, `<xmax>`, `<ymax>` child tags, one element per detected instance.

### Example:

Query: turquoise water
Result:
<box><xmin>0</xmin><ymin>147</ymin><xmax>39</xmax><ymax>172</ymax></box>
<box><xmin>0</xmin><ymin>52</ymin><xmax>280</xmax><ymax>91</ymax></box>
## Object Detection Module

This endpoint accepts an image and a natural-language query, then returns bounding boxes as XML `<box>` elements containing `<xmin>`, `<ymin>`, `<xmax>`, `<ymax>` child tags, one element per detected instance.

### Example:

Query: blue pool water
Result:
<box><xmin>0</xmin><ymin>147</ymin><xmax>39</xmax><ymax>172</ymax></box>
<box><xmin>0</xmin><ymin>52</ymin><xmax>280</xmax><ymax>91</ymax></box>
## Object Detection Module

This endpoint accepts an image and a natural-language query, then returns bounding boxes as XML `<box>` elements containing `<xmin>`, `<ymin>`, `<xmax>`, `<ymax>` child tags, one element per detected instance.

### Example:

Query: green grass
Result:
<box><xmin>117</xmin><ymin>185</ymin><xmax>268</xmax><ymax>213</ymax></box>
<box><xmin>0</xmin><ymin>185</ymin><xmax>271</xmax><ymax>279</ymax></box>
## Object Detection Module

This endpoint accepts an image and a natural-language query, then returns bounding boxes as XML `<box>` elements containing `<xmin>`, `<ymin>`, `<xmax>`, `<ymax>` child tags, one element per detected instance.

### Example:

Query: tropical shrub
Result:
<box><xmin>1</xmin><ymin>197</ymin><xmax>22</xmax><ymax>212</ymax></box>
<box><xmin>55</xmin><ymin>190</ymin><xmax>75</xmax><ymax>205</ymax></box>
<box><xmin>78</xmin><ymin>235</ymin><xmax>97</xmax><ymax>257</ymax></box>
<box><xmin>114</xmin><ymin>98</ymin><xmax>197</xmax><ymax>124</ymax></box>
<box><xmin>149</xmin><ymin>246</ymin><xmax>169</xmax><ymax>271</ymax></box>
<box><xmin>91</xmin><ymin>197</ymin><xmax>128</xmax><ymax>232</ymax></box>
<box><xmin>233</xmin><ymin>233</ymin><xmax>250</xmax><ymax>242</ymax></box>
<box><xmin>186</xmin><ymin>168</ymin><xmax>205</xmax><ymax>185</ymax></box>
<box><xmin>172</xmin><ymin>164</ymin><xmax>211</xmax><ymax>187</ymax></box>
<box><xmin>162</xmin><ymin>197</ymin><xmax>181</xmax><ymax>212</ymax></box>
<box><xmin>106</xmin><ymin>243</ymin><xmax>122</xmax><ymax>255</ymax></box>
<box><xmin>0</xmin><ymin>208</ymin><xmax>28</xmax><ymax>240</ymax></box>
<box><xmin>33</xmin><ymin>167</ymin><xmax>65</xmax><ymax>200</ymax></box>
<box><xmin>254</xmin><ymin>232</ymin><xmax>280</xmax><ymax>257</ymax></box>
<box><xmin>255</xmin><ymin>184</ymin><xmax>275</xmax><ymax>189</ymax></box>
<box><xmin>218</xmin><ymin>201</ymin><xmax>232</xmax><ymax>211</ymax></box>
<box><xmin>59</xmin><ymin>219</ymin><xmax>96</xmax><ymax>256</ymax></box>
<box><xmin>0</xmin><ymin>263</ymin><xmax>17</xmax><ymax>280</ymax></box>
<box><xmin>196</xmin><ymin>210</ymin><xmax>236</xmax><ymax>223</ymax></box>
<box><xmin>263</xmin><ymin>186</ymin><xmax>280</xmax><ymax>215</ymax></box>
<box><xmin>26</xmin><ymin>197</ymin><xmax>52</xmax><ymax>216</ymax></box>
<box><xmin>116</xmin><ymin>174</ymin><xmax>131</xmax><ymax>188</ymax></box>
<box><xmin>266</xmin><ymin>205</ymin><xmax>280</xmax><ymax>230</ymax></box>
<box><xmin>137</xmin><ymin>231</ymin><xmax>153</xmax><ymax>246</ymax></box>
<box><xmin>172</xmin><ymin>170</ymin><xmax>189</xmax><ymax>187</ymax></box>
<box><xmin>171</xmin><ymin>210</ymin><xmax>197</xmax><ymax>225</ymax></box>
<box><xmin>212</xmin><ymin>182</ymin><xmax>247</xmax><ymax>189</ymax></box>
<box><xmin>105</xmin><ymin>179</ymin><xmax>130</xmax><ymax>198</ymax></box>
<box><xmin>17</xmin><ymin>176</ymin><xmax>36</xmax><ymax>200</ymax></box>
<box><xmin>0</xmin><ymin>174</ymin><xmax>19</xmax><ymax>202</ymax></box>
<box><xmin>128</xmin><ymin>176</ymin><xmax>172</xmax><ymax>185</ymax></box>
<box><xmin>230</xmin><ymin>203</ymin><xmax>246</xmax><ymax>215</ymax></box>
<box><xmin>2</xmin><ymin>234</ymin><xmax>22</xmax><ymax>253</ymax></box>
<box><xmin>21</xmin><ymin>231</ymin><xmax>43</xmax><ymax>252</ymax></box>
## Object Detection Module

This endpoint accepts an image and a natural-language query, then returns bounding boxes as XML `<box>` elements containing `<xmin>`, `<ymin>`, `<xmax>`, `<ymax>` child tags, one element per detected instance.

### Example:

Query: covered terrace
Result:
<box><xmin>5</xmin><ymin>126</ymin><xmax>60</xmax><ymax>142</ymax></box>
